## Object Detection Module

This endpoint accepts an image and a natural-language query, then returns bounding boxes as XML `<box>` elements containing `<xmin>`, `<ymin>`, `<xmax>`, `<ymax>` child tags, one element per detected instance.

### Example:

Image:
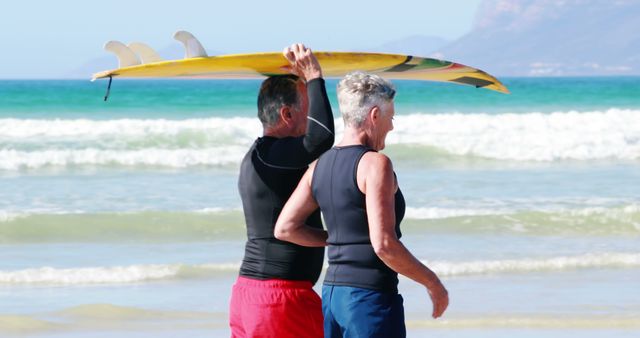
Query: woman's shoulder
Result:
<box><xmin>360</xmin><ymin>151</ymin><xmax>393</xmax><ymax>169</ymax></box>
<box><xmin>359</xmin><ymin>152</ymin><xmax>394</xmax><ymax>181</ymax></box>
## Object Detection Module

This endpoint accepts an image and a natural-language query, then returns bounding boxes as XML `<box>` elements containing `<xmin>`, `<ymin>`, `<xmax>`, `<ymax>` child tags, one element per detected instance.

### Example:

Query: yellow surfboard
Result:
<box><xmin>93</xmin><ymin>32</ymin><xmax>509</xmax><ymax>94</ymax></box>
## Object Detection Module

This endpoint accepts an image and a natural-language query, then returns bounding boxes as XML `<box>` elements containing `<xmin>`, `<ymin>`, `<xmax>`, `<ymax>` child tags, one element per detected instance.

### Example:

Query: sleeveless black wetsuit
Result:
<box><xmin>238</xmin><ymin>78</ymin><xmax>334</xmax><ymax>284</ymax></box>
<box><xmin>311</xmin><ymin>145</ymin><xmax>405</xmax><ymax>293</ymax></box>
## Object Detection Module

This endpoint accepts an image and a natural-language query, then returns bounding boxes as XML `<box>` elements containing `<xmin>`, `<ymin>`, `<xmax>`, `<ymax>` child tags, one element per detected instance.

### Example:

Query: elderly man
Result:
<box><xmin>229</xmin><ymin>44</ymin><xmax>334</xmax><ymax>338</ymax></box>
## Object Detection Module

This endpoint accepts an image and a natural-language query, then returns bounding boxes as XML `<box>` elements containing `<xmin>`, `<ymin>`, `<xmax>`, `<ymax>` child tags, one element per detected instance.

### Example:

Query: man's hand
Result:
<box><xmin>283</xmin><ymin>43</ymin><xmax>322</xmax><ymax>81</ymax></box>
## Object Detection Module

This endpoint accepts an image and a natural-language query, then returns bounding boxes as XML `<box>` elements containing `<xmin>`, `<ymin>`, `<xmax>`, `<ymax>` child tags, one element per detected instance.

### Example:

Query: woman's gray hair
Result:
<box><xmin>337</xmin><ymin>71</ymin><xmax>396</xmax><ymax>127</ymax></box>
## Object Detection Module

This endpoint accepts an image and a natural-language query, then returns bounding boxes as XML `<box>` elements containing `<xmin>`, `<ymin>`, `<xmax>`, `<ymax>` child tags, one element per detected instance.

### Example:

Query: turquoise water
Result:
<box><xmin>2</xmin><ymin>77</ymin><xmax>640</xmax><ymax>118</ymax></box>
<box><xmin>1</xmin><ymin>78</ymin><xmax>639</xmax><ymax>337</ymax></box>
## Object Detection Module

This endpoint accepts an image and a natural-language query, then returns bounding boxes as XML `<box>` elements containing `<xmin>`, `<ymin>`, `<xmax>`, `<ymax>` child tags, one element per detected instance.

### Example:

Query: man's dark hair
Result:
<box><xmin>257</xmin><ymin>75</ymin><xmax>301</xmax><ymax>127</ymax></box>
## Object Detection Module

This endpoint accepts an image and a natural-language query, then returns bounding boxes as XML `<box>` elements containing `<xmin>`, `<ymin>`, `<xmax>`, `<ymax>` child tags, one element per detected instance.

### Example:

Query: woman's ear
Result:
<box><xmin>369</xmin><ymin>106</ymin><xmax>380</xmax><ymax>124</ymax></box>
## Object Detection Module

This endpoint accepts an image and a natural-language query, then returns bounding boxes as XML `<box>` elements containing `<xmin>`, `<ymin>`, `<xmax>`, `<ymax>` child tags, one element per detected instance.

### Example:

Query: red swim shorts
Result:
<box><xmin>229</xmin><ymin>276</ymin><xmax>323</xmax><ymax>338</ymax></box>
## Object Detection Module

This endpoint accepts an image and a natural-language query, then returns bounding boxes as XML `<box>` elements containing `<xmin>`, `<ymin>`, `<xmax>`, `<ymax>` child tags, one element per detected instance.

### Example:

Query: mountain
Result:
<box><xmin>434</xmin><ymin>0</ymin><xmax>640</xmax><ymax>76</ymax></box>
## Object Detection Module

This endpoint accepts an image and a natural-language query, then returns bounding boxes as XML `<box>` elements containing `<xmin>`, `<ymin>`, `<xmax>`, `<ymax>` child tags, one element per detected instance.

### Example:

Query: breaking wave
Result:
<box><xmin>1</xmin><ymin>109</ymin><xmax>639</xmax><ymax>169</ymax></box>
<box><xmin>2</xmin><ymin>252</ymin><xmax>638</xmax><ymax>285</ymax></box>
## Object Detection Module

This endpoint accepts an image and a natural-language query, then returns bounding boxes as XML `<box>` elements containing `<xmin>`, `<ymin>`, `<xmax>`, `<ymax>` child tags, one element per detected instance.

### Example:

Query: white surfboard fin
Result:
<box><xmin>104</xmin><ymin>41</ymin><xmax>141</xmax><ymax>68</ymax></box>
<box><xmin>173</xmin><ymin>30</ymin><xmax>208</xmax><ymax>58</ymax></box>
<box><xmin>128</xmin><ymin>42</ymin><xmax>164</xmax><ymax>64</ymax></box>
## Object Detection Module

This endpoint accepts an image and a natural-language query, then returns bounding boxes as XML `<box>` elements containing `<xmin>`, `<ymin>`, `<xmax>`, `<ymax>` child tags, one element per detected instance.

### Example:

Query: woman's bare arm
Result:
<box><xmin>361</xmin><ymin>152</ymin><xmax>449</xmax><ymax>318</ymax></box>
<box><xmin>274</xmin><ymin>162</ymin><xmax>328</xmax><ymax>247</ymax></box>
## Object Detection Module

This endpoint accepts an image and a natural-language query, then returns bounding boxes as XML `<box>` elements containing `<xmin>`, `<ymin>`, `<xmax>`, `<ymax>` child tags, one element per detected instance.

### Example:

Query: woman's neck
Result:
<box><xmin>338</xmin><ymin>125</ymin><xmax>372</xmax><ymax>148</ymax></box>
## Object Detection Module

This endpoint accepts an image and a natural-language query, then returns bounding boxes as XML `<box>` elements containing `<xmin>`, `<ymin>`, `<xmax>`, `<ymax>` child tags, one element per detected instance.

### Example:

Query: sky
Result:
<box><xmin>0</xmin><ymin>0</ymin><xmax>482</xmax><ymax>78</ymax></box>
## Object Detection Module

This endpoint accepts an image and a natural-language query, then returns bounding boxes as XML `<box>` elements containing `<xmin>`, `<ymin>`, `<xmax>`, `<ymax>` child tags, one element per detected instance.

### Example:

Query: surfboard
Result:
<box><xmin>93</xmin><ymin>31</ymin><xmax>509</xmax><ymax>94</ymax></box>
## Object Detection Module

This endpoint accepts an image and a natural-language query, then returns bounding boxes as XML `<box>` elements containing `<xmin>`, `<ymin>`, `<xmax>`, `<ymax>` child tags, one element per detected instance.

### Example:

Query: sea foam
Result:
<box><xmin>0</xmin><ymin>263</ymin><xmax>238</xmax><ymax>285</ymax></box>
<box><xmin>424</xmin><ymin>252</ymin><xmax>640</xmax><ymax>277</ymax></box>
<box><xmin>2</xmin><ymin>252</ymin><xmax>638</xmax><ymax>285</ymax></box>
<box><xmin>1</xmin><ymin>109</ymin><xmax>639</xmax><ymax>169</ymax></box>
<box><xmin>386</xmin><ymin>108</ymin><xmax>640</xmax><ymax>161</ymax></box>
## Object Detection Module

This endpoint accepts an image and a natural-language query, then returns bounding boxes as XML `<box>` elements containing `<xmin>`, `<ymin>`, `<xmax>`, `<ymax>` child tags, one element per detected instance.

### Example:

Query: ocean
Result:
<box><xmin>1</xmin><ymin>77</ymin><xmax>639</xmax><ymax>337</ymax></box>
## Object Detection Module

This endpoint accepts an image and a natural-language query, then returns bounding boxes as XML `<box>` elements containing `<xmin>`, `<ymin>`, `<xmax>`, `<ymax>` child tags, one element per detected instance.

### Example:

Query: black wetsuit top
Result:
<box><xmin>311</xmin><ymin>145</ymin><xmax>406</xmax><ymax>293</ymax></box>
<box><xmin>238</xmin><ymin>78</ymin><xmax>334</xmax><ymax>284</ymax></box>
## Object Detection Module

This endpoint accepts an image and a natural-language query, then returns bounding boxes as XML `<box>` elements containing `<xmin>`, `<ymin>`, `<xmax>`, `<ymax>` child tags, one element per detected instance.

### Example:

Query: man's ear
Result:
<box><xmin>280</xmin><ymin>106</ymin><xmax>293</xmax><ymax>125</ymax></box>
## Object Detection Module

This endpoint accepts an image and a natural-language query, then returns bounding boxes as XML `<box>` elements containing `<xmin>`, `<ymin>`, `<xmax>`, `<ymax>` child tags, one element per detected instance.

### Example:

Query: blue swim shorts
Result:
<box><xmin>322</xmin><ymin>284</ymin><xmax>406</xmax><ymax>338</ymax></box>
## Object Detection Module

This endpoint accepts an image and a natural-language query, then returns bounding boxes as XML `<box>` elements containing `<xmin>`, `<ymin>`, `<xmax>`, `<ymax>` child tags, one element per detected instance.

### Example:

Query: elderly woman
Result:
<box><xmin>275</xmin><ymin>71</ymin><xmax>448</xmax><ymax>337</ymax></box>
